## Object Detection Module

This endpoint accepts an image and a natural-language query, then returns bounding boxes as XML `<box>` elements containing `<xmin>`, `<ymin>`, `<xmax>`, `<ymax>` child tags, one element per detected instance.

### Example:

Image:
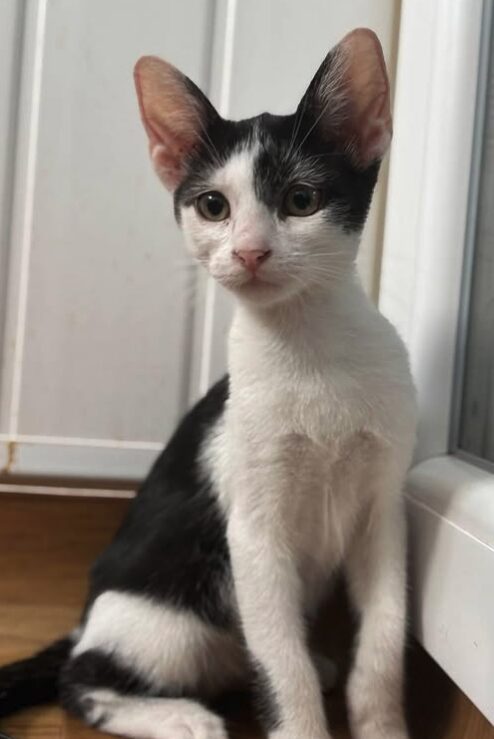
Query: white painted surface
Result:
<box><xmin>407</xmin><ymin>456</ymin><xmax>494</xmax><ymax>724</ymax></box>
<box><xmin>380</xmin><ymin>0</ymin><xmax>483</xmax><ymax>463</ymax></box>
<box><xmin>1</xmin><ymin>0</ymin><xmax>215</xmax><ymax>445</ymax></box>
<box><xmin>0</xmin><ymin>434</ymin><xmax>160</xmax><ymax>480</ymax></box>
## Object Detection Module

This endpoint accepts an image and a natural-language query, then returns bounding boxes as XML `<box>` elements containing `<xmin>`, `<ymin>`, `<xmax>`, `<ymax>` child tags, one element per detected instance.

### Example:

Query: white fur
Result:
<box><xmin>84</xmin><ymin>690</ymin><xmax>227</xmax><ymax>739</ymax></box>
<box><xmin>74</xmin><ymin>591</ymin><xmax>246</xmax><ymax>695</ymax></box>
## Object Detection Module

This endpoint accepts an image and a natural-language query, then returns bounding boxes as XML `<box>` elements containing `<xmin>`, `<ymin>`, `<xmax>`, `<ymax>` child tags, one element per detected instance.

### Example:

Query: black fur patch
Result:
<box><xmin>85</xmin><ymin>375</ymin><xmax>233</xmax><ymax>630</ymax></box>
<box><xmin>173</xmin><ymin>117</ymin><xmax>254</xmax><ymax>220</ymax></box>
<box><xmin>174</xmin><ymin>92</ymin><xmax>380</xmax><ymax>233</ymax></box>
<box><xmin>59</xmin><ymin>649</ymin><xmax>151</xmax><ymax>726</ymax></box>
<box><xmin>253</xmin><ymin>113</ymin><xmax>379</xmax><ymax>231</ymax></box>
<box><xmin>251</xmin><ymin>660</ymin><xmax>282</xmax><ymax>732</ymax></box>
<box><xmin>61</xmin><ymin>649</ymin><xmax>149</xmax><ymax>695</ymax></box>
<box><xmin>0</xmin><ymin>637</ymin><xmax>72</xmax><ymax>718</ymax></box>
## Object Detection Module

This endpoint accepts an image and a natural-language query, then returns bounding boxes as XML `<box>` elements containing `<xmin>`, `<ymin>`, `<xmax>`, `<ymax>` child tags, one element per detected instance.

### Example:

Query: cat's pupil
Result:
<box><xmin>206</xmin><ymin>195</ymin><xmax>224</xmax><ymax>216</ymax></box>
<box><xmin>293</xmin><ymin>190</ymin><xmax>311</xmax><ymax>210</ymax></box>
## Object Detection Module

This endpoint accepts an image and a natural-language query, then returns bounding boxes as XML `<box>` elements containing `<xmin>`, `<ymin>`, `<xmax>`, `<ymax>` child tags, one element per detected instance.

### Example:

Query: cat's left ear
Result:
<box><xmin>134</xmin><ymin>56</ymin><xmax>219</xmax><ymax>190</ymax></box>
<box><xmin>299</xmin><ymin>29</ymin><xmax>392</xmax><ymax>168</ymax></box>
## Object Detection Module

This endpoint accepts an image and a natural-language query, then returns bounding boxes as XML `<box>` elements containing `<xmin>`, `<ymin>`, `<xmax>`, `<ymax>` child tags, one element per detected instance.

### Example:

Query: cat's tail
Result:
<box><xmin>0</xmin><ymin>637</ymin><xmax>72</xmax><ymax>718</ymax></box>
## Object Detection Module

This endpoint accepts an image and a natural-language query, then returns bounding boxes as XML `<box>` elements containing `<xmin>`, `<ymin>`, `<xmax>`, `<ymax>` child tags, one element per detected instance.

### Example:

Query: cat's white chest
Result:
<box><xmin>205</xmin><ymin>414</ymin><xmax>380</xmax><ymax>613</ymax></box>
<box><xmin>284</xmin><ymin>430</ymin><xmax>378</xmax><ymax>611</ymax></box>
<box><xmin>206</xmin><ymin>289</ymin><xmax>416</xmax><ymax>611</ymax></box>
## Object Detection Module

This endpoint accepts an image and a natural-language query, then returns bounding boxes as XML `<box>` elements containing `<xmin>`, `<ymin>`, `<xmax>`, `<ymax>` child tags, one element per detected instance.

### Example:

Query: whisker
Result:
<box><xmin>286</xmin><ymin>96</ymin><xmax>307</xmax><ymax>161</ymax></box>
<box><xmin>284</xmin><ymin>265</ymin><xmax>347</xmax><ymax>285</ymax></box>
<box><xmin>196</xmin><ymin>120</ymin><xmax>223</xmax><ymax>169</ymax></box>
<box><xmin>303</xmin><ymin>151</ymin><xmax>347</xmax><ymax>160</ymax></box>
<box><xmin>291</xmin><ymin>98</ymin><xmax>332</xmax><ymax>158</ymax></box>
<box><xmin>287</xmin><ymin>251</ymin><xmax>348</xmax><ymax>259</ymax></box>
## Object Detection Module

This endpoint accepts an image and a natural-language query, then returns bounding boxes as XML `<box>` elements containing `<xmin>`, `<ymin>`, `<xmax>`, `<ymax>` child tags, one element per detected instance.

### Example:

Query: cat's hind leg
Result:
<box><xmin>60</xmin><ymin>645</ymin><xmax>230</xmax><ymax>739</ymax></box>
<box><xmin>61</xmin><ymin>591</ymin><xmax>246</xmax><ymax>738</ymax></box>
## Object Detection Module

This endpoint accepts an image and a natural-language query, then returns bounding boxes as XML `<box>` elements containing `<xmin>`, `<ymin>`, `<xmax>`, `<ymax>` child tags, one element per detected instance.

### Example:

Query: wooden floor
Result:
<box><xmin>0</xmin><ymin>492</ymin><xmax>492</xmax><ymax>739</ymax></box>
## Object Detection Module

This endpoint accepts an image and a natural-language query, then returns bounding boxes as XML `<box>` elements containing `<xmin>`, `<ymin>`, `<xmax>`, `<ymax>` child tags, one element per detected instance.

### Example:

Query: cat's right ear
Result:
<box><xmin>298</xmin><ymin>29</ymin><xmax>392</xmax><ymax>168</ymax></box>
<box><xmin>134</xmin><ymin>57</ymin><xmax>218</xmax><ymax>190</ymax></box>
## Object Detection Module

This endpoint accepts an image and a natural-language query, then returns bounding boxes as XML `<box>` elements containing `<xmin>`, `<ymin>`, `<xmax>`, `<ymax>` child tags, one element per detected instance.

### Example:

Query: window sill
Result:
<box><xmin>406</xmin><ymin>455</ymin><xmax>494</xmax><ymax>724</ymax></box>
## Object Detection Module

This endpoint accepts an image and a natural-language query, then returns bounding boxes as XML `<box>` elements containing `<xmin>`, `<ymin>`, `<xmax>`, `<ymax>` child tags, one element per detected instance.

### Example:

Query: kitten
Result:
<box><xmin>0</xmin><ymin>28</ymin><xmax>416</xmax><ymax>739</ymax></box>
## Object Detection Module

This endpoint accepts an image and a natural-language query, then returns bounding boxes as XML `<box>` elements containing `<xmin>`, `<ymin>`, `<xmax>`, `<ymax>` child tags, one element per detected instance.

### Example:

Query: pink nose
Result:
<box><xmin>233</xmin><ymin>248</ymin><xmax>272</xmax><ymax>273</ymax></box>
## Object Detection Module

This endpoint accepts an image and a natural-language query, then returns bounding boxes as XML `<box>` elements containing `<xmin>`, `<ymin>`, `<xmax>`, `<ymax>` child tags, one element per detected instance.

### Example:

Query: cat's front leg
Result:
<box><xmin>345</xmin><ymin>487</ymin><xmax>410</xmax><ymax>739</ymax></box>
<box><xmin>227</xmin><ymin>477</ymin><xmax>331</xmax><ymax>739</ymax></box>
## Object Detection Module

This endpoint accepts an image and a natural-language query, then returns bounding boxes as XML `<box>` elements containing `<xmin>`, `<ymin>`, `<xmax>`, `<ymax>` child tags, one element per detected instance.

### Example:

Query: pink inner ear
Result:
<box><xmin>150</xmin><ymin>142</ymin><xmax>185</xmax><ymax>190</ymax></box>
<box><xmin>134</xmin><ymin>57</ymin><xmax>203</xmax><ymax>190</ymax></box>
<box><xmin>358</xmin><ymin>92</ymin><xmax>392</xmax><ymax>163</ymax></box>
<box><xmin>145</xmin><ymin>118</ymin><xmax>194</xmax><ymax>190</ymax></box>
<box><xmin>335</xmin><ymin>29</ymin><xmax>392</xmax><ymax>167</ymax></box>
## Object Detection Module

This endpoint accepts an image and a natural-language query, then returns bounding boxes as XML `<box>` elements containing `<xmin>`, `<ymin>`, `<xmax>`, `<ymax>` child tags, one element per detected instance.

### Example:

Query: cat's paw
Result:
<box><xmin>350</xmin><ymin>720</ymin><xmax>409</xmax><ymax>739</ymax></box>
<box><xmin>143</xmin><ymin>703</ymin><xmax>228</xmax><ymax>739</ymax></box>
<box><xmin>82</xmin><ymin>690</ymin><xmax>228</xmax><ymax>739</ymax></box>
<box><xmin>161</xmin><ymin>711</ymin><xmax>228</xmax><ymax>739</ymax></box>
<box><xmin>269</xmin><ymin>727</ymin><xmax>331</xmax><ymax>739</ymax></box>
<box><xmin>355</xmin><ymin>732</ymin><xmax>409</xmax><ymax>739</ymax></box>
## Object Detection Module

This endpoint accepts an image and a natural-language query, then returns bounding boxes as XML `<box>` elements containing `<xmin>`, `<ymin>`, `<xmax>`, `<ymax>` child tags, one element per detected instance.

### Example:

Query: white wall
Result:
<box><xmin>0</xmin><ymin>0</ymin><xmax>400</xmax><ymax>481</ymax></box>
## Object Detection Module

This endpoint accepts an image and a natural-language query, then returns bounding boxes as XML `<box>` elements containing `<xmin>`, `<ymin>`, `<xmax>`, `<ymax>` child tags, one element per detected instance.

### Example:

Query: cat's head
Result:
<box><xmin>134</xmin><ymin>29</ymin><xmax>391</xmax><ymax>307</ymax></box>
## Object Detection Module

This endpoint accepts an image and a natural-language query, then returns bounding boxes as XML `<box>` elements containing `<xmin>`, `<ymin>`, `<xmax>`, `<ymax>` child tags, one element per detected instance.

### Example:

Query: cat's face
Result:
<box><xmin>174</xmin><ymin>115</ymin><xmax>381</xmax><ymax>306</ymax></box>
<box><xmin>135</xmin><ymin>29</ymin><xmax>392</xmax><ymax>307</ymax></box>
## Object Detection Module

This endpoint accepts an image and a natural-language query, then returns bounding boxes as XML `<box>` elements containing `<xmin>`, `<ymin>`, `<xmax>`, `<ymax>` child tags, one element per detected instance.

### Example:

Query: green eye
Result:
<box><xmin>283</xmin><ymin>185</ymin><xmax>321</xmax><ymax>217</ymax></box>
<box><xmin>196</xmin><ymin>191</ymin><xmax>230</xmax><ymax>221</ymax></box>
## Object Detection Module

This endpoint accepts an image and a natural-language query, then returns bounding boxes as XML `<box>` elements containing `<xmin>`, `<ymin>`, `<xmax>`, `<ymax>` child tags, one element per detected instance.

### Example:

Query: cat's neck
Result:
<box><xmin>232</xmin><ymin>270</ymin><xmax>372</xmax><ymax>348</ymax></box>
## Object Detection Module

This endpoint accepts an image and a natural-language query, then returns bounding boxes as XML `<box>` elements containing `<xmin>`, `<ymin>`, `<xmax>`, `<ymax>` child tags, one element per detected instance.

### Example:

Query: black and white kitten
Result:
<box><xmin>0</xmin><ymin>29</ymin><xmax>416</xmax><ymax>739</ymax></box>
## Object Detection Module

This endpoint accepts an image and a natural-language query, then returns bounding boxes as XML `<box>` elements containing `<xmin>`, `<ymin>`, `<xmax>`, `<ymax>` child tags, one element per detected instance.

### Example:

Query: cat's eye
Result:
<box><xmin>196</xmin><ymin>191</ymin><xmax>230</xmax><ymax>221</ymax></box>
<box><xmin>283</xmin><ymin>185</ymin><xmax>321</xmax><ymax>217</ymax></box>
